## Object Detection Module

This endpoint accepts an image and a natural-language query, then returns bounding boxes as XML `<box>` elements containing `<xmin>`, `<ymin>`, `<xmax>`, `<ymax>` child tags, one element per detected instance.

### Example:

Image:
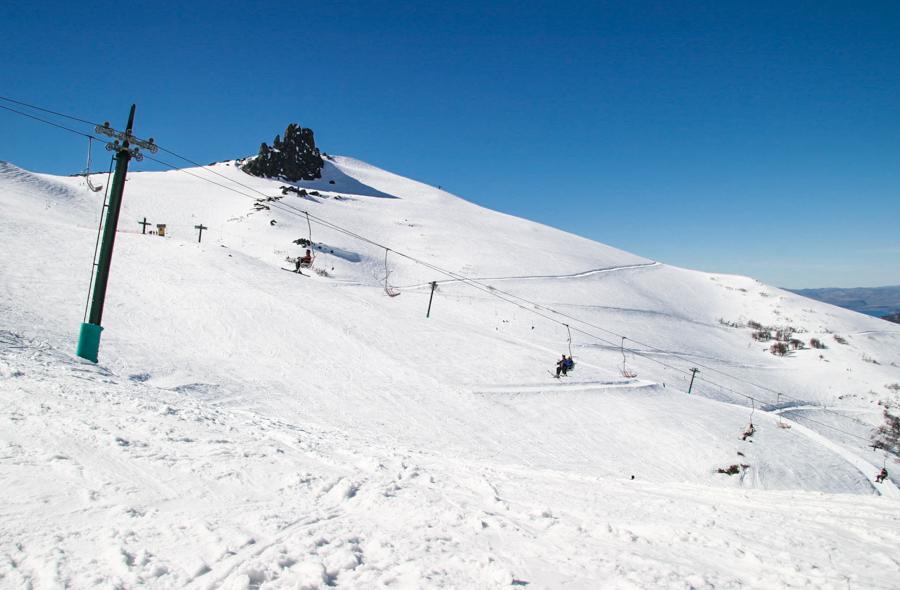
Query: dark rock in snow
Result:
<box><xmin>242</xmin><ymin>124</ymin><xmax>324</xmax><ymax>182</ymax></box>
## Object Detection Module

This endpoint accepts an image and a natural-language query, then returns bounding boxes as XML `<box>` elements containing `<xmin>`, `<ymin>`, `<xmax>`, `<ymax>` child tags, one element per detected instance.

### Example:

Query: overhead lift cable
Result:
<box><xmin>0</xmin><ymin>94</ymin><xmax>104</xmax><ymax>127</ymax></box>
<box><xmin>139</xmin><ymin>150</ymin><xmax>877</xmax><ymax>443</ymax></box>
<box><xmin>0</xmin><ymin>98</ymin><xmax>880</xmax><ymax>446</ymax></box>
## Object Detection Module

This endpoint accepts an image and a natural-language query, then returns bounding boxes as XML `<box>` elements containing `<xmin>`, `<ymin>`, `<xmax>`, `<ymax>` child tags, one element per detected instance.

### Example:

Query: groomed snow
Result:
<box><xmin>1</xmin><ymin>156</ymin><xmax>898</xmax><ymax>588</ymax></box>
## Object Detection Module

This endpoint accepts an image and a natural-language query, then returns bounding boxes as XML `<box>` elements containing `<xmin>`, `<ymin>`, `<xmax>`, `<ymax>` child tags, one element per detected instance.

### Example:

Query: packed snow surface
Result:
<box><xmin>1</xmin><ymin>156</ymin><xmax>899</xmax><ymax>588</ymax></box>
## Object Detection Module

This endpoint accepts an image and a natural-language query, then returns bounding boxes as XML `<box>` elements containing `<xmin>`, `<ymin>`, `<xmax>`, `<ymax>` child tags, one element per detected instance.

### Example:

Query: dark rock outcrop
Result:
<box><xmin>883</xmin><ymin>313</ymin><xmax>900</xmax><ymax>324</ymax></box>
<box><xmin>242</xmin><ymin>124</ymin><xmax>324</xmax><ymax>182</ymax></box>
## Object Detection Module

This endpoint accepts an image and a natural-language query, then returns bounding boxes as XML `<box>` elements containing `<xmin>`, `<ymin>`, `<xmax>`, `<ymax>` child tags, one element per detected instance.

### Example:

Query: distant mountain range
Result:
<box><xmin>788</xmin><ymin>285</ymin><xmax>900</xmax><ymax>322</ymax></box>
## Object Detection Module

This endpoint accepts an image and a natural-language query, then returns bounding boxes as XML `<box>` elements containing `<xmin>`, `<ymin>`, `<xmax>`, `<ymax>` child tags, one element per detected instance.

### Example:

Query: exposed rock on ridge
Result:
<box><xmin>242</xmin><ymin>123</ymin><xmax>324</xmax><ymax>182</ymax></box>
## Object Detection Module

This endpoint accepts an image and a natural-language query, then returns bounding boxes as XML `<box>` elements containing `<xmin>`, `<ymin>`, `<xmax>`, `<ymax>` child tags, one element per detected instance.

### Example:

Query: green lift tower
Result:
<box><xmin>76</xmin><ymin>105</ymin><xmax>157</xmax><ymax>363</ymax></box>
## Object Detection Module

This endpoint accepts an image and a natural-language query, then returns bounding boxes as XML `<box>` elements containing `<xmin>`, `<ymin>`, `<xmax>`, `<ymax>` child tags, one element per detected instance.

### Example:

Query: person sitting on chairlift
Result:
<box><xmin>295</xmin><ymin>249</ymin><xmax>313</xmax><ymax>272</ymax></box>
<box><xmin>564</xmin><ymin>355</ymin><xmax>574</xmax><ymax>372</ymax></box>
<box><xmin>555</xmin><ymin>354</ymin><xmax>568</xmax><ymax>378</ymax></box>
<box><xmin>876</xmin><ymin>467</ymin><xmax>888</xmax><ymax>483</ymax></box>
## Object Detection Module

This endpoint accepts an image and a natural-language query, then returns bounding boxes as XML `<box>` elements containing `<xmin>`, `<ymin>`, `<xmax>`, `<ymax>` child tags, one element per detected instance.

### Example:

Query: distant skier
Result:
<box><xmin>875</xmin><ymin>467</ymin><xmax>888</xmax><ymax>483</ymax></box>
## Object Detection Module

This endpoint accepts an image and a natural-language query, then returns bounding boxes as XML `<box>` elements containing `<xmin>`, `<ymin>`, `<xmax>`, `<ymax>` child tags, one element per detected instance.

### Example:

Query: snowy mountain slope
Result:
<box><xmin>3</xmin><ymin>338</ymin><xmax>898</xmax><ymax>589</ymax></box>
<box><xmin>1</xmin><ymin>156</ymin><xmax>899</xmax><ymax>588</ymax></box>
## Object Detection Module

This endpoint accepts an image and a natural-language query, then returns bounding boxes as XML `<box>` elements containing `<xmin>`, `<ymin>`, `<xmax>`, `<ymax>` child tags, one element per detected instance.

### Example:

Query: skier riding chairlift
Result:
<box><xmin>875</xmin><ymin>467</ymin><xmax>889</xmax><ymax>483</ymax></box>
<box><xmin>295</xmin><ymin>249</ymin><xmax>313</xmax><ymax>272</ymax></box>
<box><xmin>554</xmin><ymin>354</ymin><xmax>574</xmax><ymax>378</ymax></box>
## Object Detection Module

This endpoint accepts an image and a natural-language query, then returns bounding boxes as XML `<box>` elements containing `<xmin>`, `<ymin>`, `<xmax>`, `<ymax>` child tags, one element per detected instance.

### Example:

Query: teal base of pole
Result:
<box><xmin>76</xmin><ymin>322</ymin><xmax>103</xmax><ymax>363</ymax></box>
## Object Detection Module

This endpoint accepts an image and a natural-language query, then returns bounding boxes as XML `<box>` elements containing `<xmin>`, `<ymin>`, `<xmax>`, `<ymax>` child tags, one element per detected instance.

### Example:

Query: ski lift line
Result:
<box><xmin>0</xmin><ymin>102</ymin><xmax>885</xmax><ymax>436</ymax></box>
<box><xmin>125</xmin><ymin>148</ymin><xmax>892</xmax><ymax>448</ymax></box>
<box><xmin>0</xmin><ymin>103</ymin><xmax>110</xmax><ymax>144</ymax></box>
<box><xmin>0</xmin><ymin>95</ymin><xmax>159</xmax><ymax>153</ymax></box>
<box><xmin>353</xmin><ymin>261</ymin><xmax>874</xmax><ymax>446</ymax></box>
<box><xmin>692</xmin><ymin>374</ymin><xmax>873</xmax><ymax>443</ymax></box>
<box><xmin>0</xmin><ymin>94</ymin><xmax>104</xmax><ymax>127</ymax></box>
<box><xmin>0</xmin><ymin>98</ymin><xmax>860</xmax><ymax>402</ymax></box>
<box><xmin>142</xmin><ymin>153</ymin><xmax>840</xmax><ymax>414</ymax></box>
<box><xmin>399</xmin><ymin>255</ymin><xmax>820</xmax><ymax>409</ymax></box>
<box><xmin>127</xmin><ymin>158</ymin><xmax>882</xmax><ymax>445</ymax></box>
<box><xmin>135</xmin><ymin>152</ymin><xmax>873</xmax><ymax>438</ymax></box>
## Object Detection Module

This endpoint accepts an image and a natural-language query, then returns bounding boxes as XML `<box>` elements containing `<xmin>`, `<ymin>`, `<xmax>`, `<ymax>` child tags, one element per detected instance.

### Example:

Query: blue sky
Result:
<box><xmin>2</xmin><ymin>1</ymin><xmax>898</xmax><ymax>288</ymax></box>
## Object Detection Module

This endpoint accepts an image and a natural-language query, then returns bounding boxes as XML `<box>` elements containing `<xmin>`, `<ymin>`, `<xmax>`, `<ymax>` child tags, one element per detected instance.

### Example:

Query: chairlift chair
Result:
<box><xmin>83</xmin><ymin>137</ymin><xmax>103</xmax><ymax>193</ymax></box>
<box><xmin>621</xmin><ymin>336</ymin><xmax>637</xmax><ymax>378</ymax></box>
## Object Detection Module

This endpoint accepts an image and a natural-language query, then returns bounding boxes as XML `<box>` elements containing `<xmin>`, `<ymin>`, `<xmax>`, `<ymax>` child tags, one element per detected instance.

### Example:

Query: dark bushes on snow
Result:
<box><xmin>770</xmin><ymin>342</ymin><xmax>789</xmax><ymax>356</ymax></box>
<box><xmin>717</xmin><ymin>464</ymin><xmax>749</xmax><ymax>475</ymax></box>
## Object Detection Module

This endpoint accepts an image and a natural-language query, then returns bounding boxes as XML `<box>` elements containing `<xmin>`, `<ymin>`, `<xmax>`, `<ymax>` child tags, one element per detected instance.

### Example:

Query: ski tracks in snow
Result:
<box><xmin>3</xmin><ymin>335</ymin><xmax>900</xmax><ymax>588</ymax></box>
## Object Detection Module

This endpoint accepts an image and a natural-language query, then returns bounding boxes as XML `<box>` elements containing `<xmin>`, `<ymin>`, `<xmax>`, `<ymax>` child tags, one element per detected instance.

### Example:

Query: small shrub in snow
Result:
<box><xmin>862</xmin><ymin>354</ymin><xmax>880</xmax><ymax>365</ymax></box>
<box><xmin>752</xmin><ymin>330</ymin><xmax>771</xmax><ymax>342</ymax></box>
<box><xmin>809</xmin><ymin>338</ymin><xmax>827</xmax><ymax>349</ymax></box>
<box><xmin>717</xmin><ymin>464</ymin><xmax>749</xmax><ymax>475</ymax></box>
<box><xmin>775</xmin><ymin>329</ymin><xmax>793</xmax><ymax>342</ymax></box>
<box><xmin>885</xmin><ymin>383</ymin><xmax>900</xmax><ymax>392</ymax></box>
<box><xmin>748</xmin><ymin>320</ymin><xmax>764</xmax><ymax>330</ymax></box>
<box><xmin>770</xmin><ymin>342</ymin><xmax>789</xmax><ymax>356</ymax></box>
<box><xmin>833</xmin><ymin>334</ymin><xmax>848</xmax><ymax>345</ymax></box>
<box><xmin>718</xmin><ymin>318</ymin><xmax>743</xmax><ymax>328</ymax></box>
<box><xmin>789</xmin><ymin>338</ymin><xmax>805</xmax><ymax>350</ymax></box>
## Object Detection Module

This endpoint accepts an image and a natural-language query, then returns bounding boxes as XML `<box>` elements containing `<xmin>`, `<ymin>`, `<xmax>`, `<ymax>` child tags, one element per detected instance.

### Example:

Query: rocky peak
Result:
<box><xmin>242</xmin><ymin>123</ymin><xmax>324</xmax><ymax>182</ymax></box>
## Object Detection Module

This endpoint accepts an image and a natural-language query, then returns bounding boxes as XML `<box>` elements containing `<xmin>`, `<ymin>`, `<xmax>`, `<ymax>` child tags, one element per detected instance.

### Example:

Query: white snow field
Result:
<box><xmin>1</xmin><ymin>156</ymin><xmax>899</xmax><ymax>589</ymax></box>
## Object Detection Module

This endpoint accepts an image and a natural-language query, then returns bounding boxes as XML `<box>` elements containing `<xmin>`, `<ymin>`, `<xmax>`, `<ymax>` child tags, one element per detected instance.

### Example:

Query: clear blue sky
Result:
<box><xmin>2</xmin><ymin>1</ymin><xmax>898</xmax><ymax>288</ymax></box>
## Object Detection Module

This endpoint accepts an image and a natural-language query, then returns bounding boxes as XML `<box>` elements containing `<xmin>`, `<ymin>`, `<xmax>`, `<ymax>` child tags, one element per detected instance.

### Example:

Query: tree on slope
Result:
<box><xmin>872</xmin><ymin>409</ymin><xmax>900</xmax><ymax>457</ymax></box>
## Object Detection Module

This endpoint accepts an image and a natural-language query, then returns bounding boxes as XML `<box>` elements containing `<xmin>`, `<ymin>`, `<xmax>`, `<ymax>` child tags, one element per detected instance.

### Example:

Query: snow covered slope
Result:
<box><xmin>1</xmin><ymin>156</ymin><xmax>899</xmax><ymax>588</ymax></box>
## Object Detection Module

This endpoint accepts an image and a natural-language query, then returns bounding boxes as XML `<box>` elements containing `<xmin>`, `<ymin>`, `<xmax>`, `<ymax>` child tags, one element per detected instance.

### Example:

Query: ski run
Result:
<box><xmin>1</xmin><ymin>156</ymin><xmax>899</xmax><ymax>588</ymax></box>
